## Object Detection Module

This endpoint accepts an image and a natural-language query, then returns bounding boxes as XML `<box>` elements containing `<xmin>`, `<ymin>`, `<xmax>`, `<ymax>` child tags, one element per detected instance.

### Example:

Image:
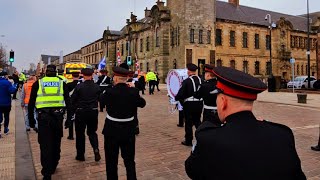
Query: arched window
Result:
<box><xmin>301</xmin><ymin>65</ymin><xmax>304</xmax><ymax>75</ymax></box>
<box><xmin>156</xmin><ymin>27</ymin><xmax>160</xmax><ymax>47</ymax></box>
<box><xmin>230</xmin><ymin>60</ymin><xmax>235</xmax><ymax>69</ymax></box>
<box><xmin>155</xmin><ymin>60</ymin><xmax>158</xmax><ymax>72</ymax></box>
<box><xmin>296</xmin><ymin>64</ymin><xmax>300</xmax><ymax>75</ymax></box>
<box><xmin>147</xmin><ymin>62</ymin><xmax>150</xmax><ymax>72</ymax></box>
<box><xmin>254</xmin><ymin>61</ymin><xmax>260</xmax><ymax>75</ymax></box>
<box><xmin>217</xmin><ymin>59</ymin><xmax>222</xmax><ymax>67</ymax></box>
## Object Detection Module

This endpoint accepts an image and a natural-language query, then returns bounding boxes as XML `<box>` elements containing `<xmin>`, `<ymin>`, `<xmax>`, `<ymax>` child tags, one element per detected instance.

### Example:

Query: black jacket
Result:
<box><xmin>185</xmin><ymin>111</ymin><xmax>306</xmax><ymax>180</ymax></box>
<box><xmin>101</xmin><ymin>83</ymin><xmax>146</xmax><ymax>120</ymax></box>
<box><xmin>194</xmin><ymin>78</ymin><xmax>217</xmax><ymax>107</ymax></box>
<box><xmin>97</xmin><ymin>75</ymin><xmax>111</xmax><ymax>88</ymax></box>
<box><xmin>71</xmin><ymin>80</ymin><xmax>100</xmax><ymax>110</ymax></box>
<box><xmin>66</xmin><ymin>79</ymin><xmax>82</xmax><ymax>93</ymax></box>
<box><xmin>28</xmin><ymin>75</ymin><xmax>71</xmax><ymax>122</ymax></box>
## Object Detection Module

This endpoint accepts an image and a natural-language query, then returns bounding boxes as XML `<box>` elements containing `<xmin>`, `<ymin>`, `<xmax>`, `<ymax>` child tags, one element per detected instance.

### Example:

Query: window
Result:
<box><xmin>217</xmin><ymin>59</ymin><xmax>222</xmax><ymax>67</ymax></box>
<box><xmin>266</xmin><ymin>35</ymin><xmax>271</xmax><ymax>50</ymax></box>
<box><xmin>299</xmin><ymin>37</ymin><xmax>304</xmax><ymax>48</ymax></box>
<box><xmin>216</xmin><ymin>29</ymin><xmax>222</xmax><ymax>46</ymax></box>
<box><xmin>199</xmin><ymin>30</ymin><xmax>203</xmax><ymax>44</ymax></box>
<box><xmin>140</xmin><ymin>63</ymin><xmax>143</xmax><ymax>71</ymax></box>
<box><xmin>207</xmin><ymin>30</ymin><xmax>211</xmax><ymax>44</ymax></box>
<box><xmin>230</xmin><ymin>60</ymin><xmax>235</xmax><ymax>69</ymax></box>
<box><xmin>290</xmin><ymin>36</ymin><xmax>295</xmax><ymax>48</ymax></box>
<box><xmin>146</xmin><ymin>37</ymin><xmax>150</xmax><ymax>51</ymax></box>
<box><xmin>121</xmin><ymin>44</ymin><xmax>124</xmax><ymax>55</ymax></box>
<box><xmin>155</xmin><ymin>60</ymin><xmax>158</xmax><ymax>72</ymax></box>
<box><xmin>156</xmin><ymin>28</ymin><xmax>160</xmax><ymax>47</ymax></box>
<box><xmin>255</xmin><ymin>34</ymin><xmax>260</xmax><ymax>49</ymax></box>
<box><xmin>243</xmin><ymin>61</ymin><xmax>248</xmax><ymax>73</ymax></box>
<box><xmin>173</xmin><ymin>59</ymin><xmax>177</xmax><ymax>69</ymax></box>
<box><xmin>171</xmin><ymin>29</ymin><xmax>175</xmax><ymax>47</ymax></box>
<box><xmin>230</xmin><ymin>31</ymin><xmax>235</xmax><ymax>47</ymax></box>
<box><xmin>177</xmin><ymin>27</ymin><xmax>180</xmax><ymax>46</ymax></box>
<box><xmin>266</xmin><ymin>62</ymin><xmax>271</xmax><ymax>75</ymax></box>
<box><xmin>301</xmin><ymin>65</ymin><xmax>304</xmax><ymax>75</ymax></box>
<box><xmin>242</xmin><ymin>32</ymin><xmax>248</xmax><ymax>48</ymax></box>
<box><xmin>190</xmin><ymin>29</ymin><xmax>195</xmax><ymax>43</ymax></box>
<box><xmin>140</xmin><ymin>39</ymin><xmax>143</xmax><ymax>52</ymax></box>
<box><xmin>254</xmin><ymin>61</ymin><xmax>260</xmax><ymax>75</ymax></box>
<box><xmin>146</xmin><ymin>62</ymin><xmax>150</xmax><ymax>72</ymax></box>
<box><xmin>296</xmin><ymin>64</ymin><xmax>300</xmax><ymax>75</ymax></box>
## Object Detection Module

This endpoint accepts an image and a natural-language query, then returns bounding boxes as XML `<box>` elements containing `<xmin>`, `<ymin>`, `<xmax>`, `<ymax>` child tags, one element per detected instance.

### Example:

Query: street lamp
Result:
<box><xmin>307</xmin><ymin>0</ymin><xmax>311</xmax><ymax>88</ymax></box>
<box><xmin>265</xmin><ymin>14</ymin><xmax>277</xmax><ymax>92</ymax></box>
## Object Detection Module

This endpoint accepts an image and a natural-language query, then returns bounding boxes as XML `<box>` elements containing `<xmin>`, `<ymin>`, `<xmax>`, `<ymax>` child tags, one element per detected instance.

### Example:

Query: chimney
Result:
<box><xmin>126</xmin><ymin>19</ymin><xmax>130</xmax><ymax>25</ymax></box>
<box><xmin>145</xmin><ymin>7</ymin><xmax>151</xmax><ymax>17</ymax></box>
<box><xmin>228</xmin><ymin>0</ymin><xmax>239</xmax><ymax>6</ymax></box>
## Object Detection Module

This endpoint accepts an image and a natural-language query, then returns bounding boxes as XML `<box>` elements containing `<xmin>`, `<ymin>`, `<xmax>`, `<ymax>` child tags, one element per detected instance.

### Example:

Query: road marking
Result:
<box><xmin>291</xmin><ymin>125</ymin><xmax>319</xmax><ymax>131</ymax></box>
<box><xmin>276</xmin><ymin>104</ymin><xmax>320</xmax><ymax>111</ymax></box>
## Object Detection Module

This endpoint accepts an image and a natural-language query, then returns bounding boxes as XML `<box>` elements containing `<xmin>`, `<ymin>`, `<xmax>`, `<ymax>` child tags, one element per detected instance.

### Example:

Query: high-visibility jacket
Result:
<box><xmin>36</xmin><ymin>77</ymin><xmax>65</xmax><ymax>109</ymax></box>
<box><xmin>146</xmin><ymin>72</ymin><xmax>157</xmax><ymax>82</ymax></box>
<box><xmin>23</xmin><ymin>80</ymin><xmax>35</xmax><ymax>104</ymax></box>
<box><xmin>19</xmin><ymin>73</ymin><xmax>26</xmax><ymax>82</ymax></box>
<box><xmin>58</xmin><ymin>75</ymin><xmax>68</xmax><ymax>83</ymax></box>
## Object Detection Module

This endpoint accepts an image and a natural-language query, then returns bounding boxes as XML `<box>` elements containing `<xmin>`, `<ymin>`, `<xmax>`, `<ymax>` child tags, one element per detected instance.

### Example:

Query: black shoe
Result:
<box><xmin>26</xmin><ymin>128</ymin><xmax>31</xmax><ymax>132</ymax></box>
<box><xmin>135</xmin><ymin>127</ymin><xmax>140</xmax><ymax>135</ymax></box>
<box><xmin>94</xmin><ymin>150</ymin><xmax>101</xmax><ymax>162</ymax></box>
<box><xmin>181</xmin><ymin>141</ymin><xmax>192</xmax><ymax>146</ymax></box>
<box><xmin>311</xmin><ymin>145</ymin><xmax>320</xmax><ymax>151</ymax></box>
<box><xmin>177</xmin><ymin>124</ymin><xmax>183</xmax><ymax>127</ymax></box>
<box><xmin>75</xmin><ymin>155</ymin><xmax>85</xmax><ymax>161</ymax></box>
<box><xmin>33</xmin><ymin>128</ymin><xmax>38</xmax><ymax>133</ymax></box>
<box><xmin>67</xmin><ymin>136</ymin><xmax>74</xmax><ymax>140</ymax></box>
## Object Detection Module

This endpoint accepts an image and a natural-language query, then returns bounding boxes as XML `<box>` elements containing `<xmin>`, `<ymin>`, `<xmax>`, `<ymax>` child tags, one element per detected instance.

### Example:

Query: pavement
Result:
<box><xmin>2</xmin><ymin>84</ymin><xmax>320</xmax><ymax>179</ymax></box>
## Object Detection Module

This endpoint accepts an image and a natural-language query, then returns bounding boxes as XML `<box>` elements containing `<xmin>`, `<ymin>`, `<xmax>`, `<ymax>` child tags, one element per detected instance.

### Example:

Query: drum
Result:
<box><xmin>166</xmin><ymin>69</ymin><xmax>188</xmax><ymax>99</ymax></box>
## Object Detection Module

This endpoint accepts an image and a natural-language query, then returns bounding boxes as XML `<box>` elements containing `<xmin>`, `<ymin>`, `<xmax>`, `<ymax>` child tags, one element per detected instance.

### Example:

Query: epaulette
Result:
<box><xmin>263</xmin><ymin>120</ymin><xmax>292</xmax><ymax>134</ymax></box>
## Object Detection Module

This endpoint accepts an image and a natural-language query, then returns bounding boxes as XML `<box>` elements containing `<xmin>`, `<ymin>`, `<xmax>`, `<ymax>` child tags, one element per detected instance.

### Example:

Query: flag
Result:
<box><xmin>117</xmin><ymin>48</ymin><xmax>121</xmax><ymax>66</ymax></box>
<box><xmin>98</xmin><ymin>56</ymin><xmax>106</xmax><ymax>70</ymax></box>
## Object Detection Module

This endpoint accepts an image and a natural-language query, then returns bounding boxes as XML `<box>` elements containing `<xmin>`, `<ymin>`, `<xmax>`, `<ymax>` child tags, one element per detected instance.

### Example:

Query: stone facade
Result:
<box><xmin>81</xmin><ymin>38</ymin><xmax>104</xmax><ymax>68</ymax></box>
<box><xmin>62</xmin><ymin>50</ymin><xmax>82</xmax><ymax>69</ymax></box>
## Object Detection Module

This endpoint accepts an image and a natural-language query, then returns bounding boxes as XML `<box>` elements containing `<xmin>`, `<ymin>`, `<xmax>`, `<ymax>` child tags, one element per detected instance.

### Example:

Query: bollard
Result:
<box><xmin>297</xmin><ymin>93</ymin><xmax>307</xmax><ymax>104</ymax></box>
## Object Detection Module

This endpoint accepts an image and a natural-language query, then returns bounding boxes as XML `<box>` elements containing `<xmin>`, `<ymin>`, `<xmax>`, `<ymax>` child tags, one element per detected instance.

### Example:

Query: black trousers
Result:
<box><xmin>178</xmin><ymin>110</ymin><xmax>184</xmax><ymax>126</ymax></box>
<box><xmin>202</xmin><ymin>109</ymin><xmax>221</xmax><ymax>127</ymax></box>
<box><xmin>103</xmin><ymin>120</ymin><xmax>137</xmax><ymax>180</ymax></box>
<box><xmin>12</xmin><ymin>89</ymin><xmax>18</xmax><ymax>99</ymax></box>
<box><xmin>155</xmin><ymin>82</ymin><xmax>160</xmax><ymax>91</ymax></box>
<box><xmin>75</xmin><ymin>109</ymin><xmax>99</xmax><ymax>156</ymax></box>
<box><xmin>68</xmin><ymin>120</ymin><xmax>74</xmax><ymax>138</ymax></box>
<box><xmin>148</xmin><ymin>80</ymin><xmax>156</xmax><ymax>95</ymax></box>
<box><xmin>184</xmin><ymin>102</ymin><xmax>203</xmax><ymax>143</ymax></box>
<box><xmin>0</xmin><ymin>106</ymin><xmax>11</xmax><ymax>130</ymax></box>
<box><xmin>37</xmin><ymin>110</ymin><xmax>64</xmax><ymax>177</ymax></box>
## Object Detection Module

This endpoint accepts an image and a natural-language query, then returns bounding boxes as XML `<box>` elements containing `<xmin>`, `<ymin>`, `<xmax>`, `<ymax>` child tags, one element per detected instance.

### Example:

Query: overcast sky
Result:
<box><xmin>0</xmin><ymin>0</ymin><xmax>319</xmax><ymax>72</ymax></box>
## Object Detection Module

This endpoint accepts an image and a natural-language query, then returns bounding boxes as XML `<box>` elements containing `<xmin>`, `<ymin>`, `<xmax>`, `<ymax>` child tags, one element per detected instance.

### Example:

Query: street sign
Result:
<box><xmin>290</xmin><ymin>58</ymin><xmax>295</xmax><ymax>64</ymax></box>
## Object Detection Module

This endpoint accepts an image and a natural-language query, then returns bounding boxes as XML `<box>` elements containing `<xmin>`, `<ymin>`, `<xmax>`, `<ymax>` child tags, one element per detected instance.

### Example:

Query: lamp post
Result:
<box><xmin>265</xmin><ymin>14</ymin><xmax>276</xmax><ymax>92</ymax></box>
<box><xmin>307</xmin><ymin>0</ymin><xmax>311</xmax><ymax>88</ymax></box>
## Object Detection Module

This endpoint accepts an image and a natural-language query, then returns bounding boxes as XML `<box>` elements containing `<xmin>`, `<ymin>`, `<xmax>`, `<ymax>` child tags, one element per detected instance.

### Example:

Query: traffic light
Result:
<box><xmin>126</xmin><ymin>56</ymin><xmax>132</xmax><ymax>66</ymax></box>
<box><xmin>9</xmin><ymin>50</ymin><xmax>14</xmax><ymax>63</ymax></box>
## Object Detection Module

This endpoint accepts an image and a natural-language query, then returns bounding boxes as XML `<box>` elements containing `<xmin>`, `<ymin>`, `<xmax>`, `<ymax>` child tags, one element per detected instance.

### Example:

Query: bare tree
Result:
<box><xmin>0</xmin><ymin>44</ymin><xmax>7</xmax><ymax>69</ymax></box>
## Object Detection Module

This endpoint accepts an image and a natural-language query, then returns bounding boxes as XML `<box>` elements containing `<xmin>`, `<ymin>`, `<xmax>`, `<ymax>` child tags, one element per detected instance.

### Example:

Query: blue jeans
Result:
<box><xmin>24</xmin><ymin>105</ymin><xmax>38</xmax><ymax>129</ymax></box>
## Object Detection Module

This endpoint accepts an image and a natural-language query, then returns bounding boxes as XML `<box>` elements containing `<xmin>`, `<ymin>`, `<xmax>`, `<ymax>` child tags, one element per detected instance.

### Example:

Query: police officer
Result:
<box><xmin>185</xmin><ymin>66</ymin><xmax>306</xmax><ymax>180</ymax></box>
<box><xmin>57</xmin><ymin>69</ymin><xmax>67</xmax><ymax>83</ymax></box>
<box><xmin>28</xmin><ymin>65</ymin><xmax>71</xmax><ymax>180</ymax></box>
<box><xmin>101</xmin><ymin>66</ymin><xmax>146</xmax><ymax>180</ymax></box>
<box><xmin>70</xmin><ymin>68</ymin><xmax>101</xmax><ymax>162</ymax></box>
<box><xmin>96</xmin><ymin>69</ymin><xmax>111</xmax><ymax>112</ymax></box>
<box><xmin>65</xmin><ymin>72</ymin><xmax>82</xmax><ymax>140</ymax></box>
<box><xmin>194</xmin><ymin>64</ymin><xmax>221</xmax><ymax>126</ymax></box>
<box><xmin>175</xmin><ymin>63</ymin><xmax>203</xmax><ymax>146</ymax></box>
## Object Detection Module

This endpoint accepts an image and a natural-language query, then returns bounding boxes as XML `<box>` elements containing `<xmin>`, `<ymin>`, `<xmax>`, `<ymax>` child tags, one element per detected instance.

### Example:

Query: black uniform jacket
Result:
<box><xmin>185</xmin><ymin>111</ymin><xmax>306</xmax><ymax>180</ymax></box>
<box><xmin>96</xmin><ymin>75</ymin><xmax>111</xmax><ymax>90</ymax></box>
<box><xmin>175</xmin><ymin>75</ymin><xmax>203</xmax><ymax>112</ymax></box>
<box><xmin>71</xmin><ymin>80</ymin><xmax>100</xmax><ymax>110</ymax></box>
<box><xmin>66</xmin><ymin>79</ymin><xmax>81</xmax><ymax>92</ymax></box>
<box><xmin>194</xmin><ymin>78</ymin><xmax>217</xmax><ymax>107</ymax></box>
<box><xmin>28</xmin><ymin>76</ymin><xmax>71</xmax><ymax>121</ymax></box>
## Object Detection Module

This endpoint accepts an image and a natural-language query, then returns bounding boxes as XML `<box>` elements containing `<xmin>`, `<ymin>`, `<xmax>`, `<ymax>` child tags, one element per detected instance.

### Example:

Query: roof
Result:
<box><xmin>216</xmin><ymin>1</ymin><xmax>309</xmax><ymax>32</ymax></box>
<box><xmin>109</xmin><ymin>30</ymin><xmax>122</xmax><ymax>36</ymax></box>
<box><xmin>41</xmin><ymin>55</ymin><xmax>59</xmax><ymax>64</ymax></box>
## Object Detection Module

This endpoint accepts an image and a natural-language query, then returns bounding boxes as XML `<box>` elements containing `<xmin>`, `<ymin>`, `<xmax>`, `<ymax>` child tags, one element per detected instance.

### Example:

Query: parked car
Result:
<box><xmin>287</xmin><ymin>76</ymin><xmax>317</xmax><ymax>89</ymax></box>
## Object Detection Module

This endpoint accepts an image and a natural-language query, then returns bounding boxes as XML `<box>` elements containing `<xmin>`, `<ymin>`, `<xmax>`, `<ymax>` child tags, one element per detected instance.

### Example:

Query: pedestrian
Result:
<box><xmin>194</xmin><ymin>64</ymin><xmax>221</xmax><ymax>126</ymax></box>
<box><xmin>311</xmin><ymin>129</ymin><xmax>320</xmax><ymax>151</ymax></box>
<box><xmin>175</xmin><ymin>63</ymin><xmax>203</xmax><ymax>146</ymax></box>
<box><xmin>28</xmin><ymin>65</ymin><xmax>71</xmax><ymax>180</ymax></box>
<box><xmin>93</xmin><ymin>69</ymin><xmax>99</xmax><ymax>83</ymax></box>
<box><xmin>21</xmin><ymin>74</ymin><xmax>38</xmax><ymax>132</ymax></box>
<box><xmin>138</xmin><ymin>73</ymin><xmax>146</xmax><ymax>95</ymax></box>
<box><xmin>146</xmin><ymin>70</ymin><xmax>157</xmax><ymax>95</ymax></box>
<box><xmin>101</xmin><ymin>66</ymin><xmax>146</xmax><ymax>180</ymax></box>
<box><xmin>12</xmin><ymin>71</ymin><xmax>19</xmax><ymax>99</ymax></box>
<box><xmin>69</xmin><ymin>68</ymin><xmax>101</xmax><ymax>162</ymax></box>
<box><xmin>155</xmin><ymin>72</ymin><xmax>160</xmax><ymax>91</ymax></box>
<box><xmin>65</xmin><ymin>72</ymin><xmax>82</xmax><ymax>140</ymax></box>
<box><xmin>96</xmin><ymin>69</ymin><xmax>111</xmax><ymax>112</ymax></box>
<box><xmin>0</xmin><ymin>71</ymin><xmax>17</xmax><ymax>138</ymax></box>
<box><xmin>185</xmin><ymin>66</ymin><xmax>306</xmax><ymax>180</ymax></box>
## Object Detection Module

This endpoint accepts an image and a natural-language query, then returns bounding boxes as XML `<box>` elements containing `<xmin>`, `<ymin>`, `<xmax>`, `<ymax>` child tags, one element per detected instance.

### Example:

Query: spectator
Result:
<box><xmin>155</xmin><ymin>72</ymin><xmax>160</xmax><ymax>91</ymax></box>
<box><xmin>146</xmin><ymin>70</ymin><xmax>157</xmax><ymax>95</ymax></box>
<box><xmin>12</xmin><ymin>71</ymin><xmax>19</xmax><ymax>99</ymax></box>
<box><xmin>0</xmin><ymin>71</ymin><xmax>17</xmax><ymax>138</ymax></box>
<box><xmin>21</xmin><ymin>75</ymin><xmax>38</xmax><ymax>132</ymax></box>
